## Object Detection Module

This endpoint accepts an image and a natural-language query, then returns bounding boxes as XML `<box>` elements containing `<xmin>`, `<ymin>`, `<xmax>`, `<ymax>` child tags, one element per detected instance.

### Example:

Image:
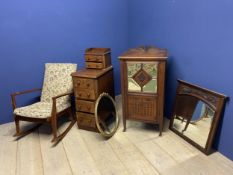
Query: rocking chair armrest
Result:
<box><xmin>11</xmin><ymin>88</ymin><xmax>42</xmax><ymax>97</ymax></box>
<box><xmin>51</xmin><ymin>92</ymin><xmax>74</xmax><ymax>115</ymax></box>
<box><xmin>11</xmin><ymin>88</ymin><xmax>42</xmax><ymax>110</ymax></box>
<box><xmin>52</xmin><ymin>92</ymin><xmax>74</xmax><ymax>101</ymax></box>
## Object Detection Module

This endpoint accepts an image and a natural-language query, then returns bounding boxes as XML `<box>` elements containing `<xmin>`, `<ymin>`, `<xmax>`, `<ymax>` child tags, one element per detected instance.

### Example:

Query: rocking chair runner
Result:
<box><xmin>11</xmin><ymin>63</ymin><xmax>77</xmax><ymax>142</ymax></box>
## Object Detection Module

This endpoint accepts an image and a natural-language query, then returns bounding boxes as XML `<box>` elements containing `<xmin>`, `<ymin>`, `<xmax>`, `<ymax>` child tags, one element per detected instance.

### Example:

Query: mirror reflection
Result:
<box><xmin>173</xmin><ymin>98</ymin><xmax>215</xmax><ymax>147</ymax></box>
<box><xmin>170</xmin><ymin>80</ymin><xmax>227</xmax><ymax>155</ymax></box>
<box><xmin>95</xmin><ymin>93</ymin><xmax>119</xmax><ymax>138</ymax></box>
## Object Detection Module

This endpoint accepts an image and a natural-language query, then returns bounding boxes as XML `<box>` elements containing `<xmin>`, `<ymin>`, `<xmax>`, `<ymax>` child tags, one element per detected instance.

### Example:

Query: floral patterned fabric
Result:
<box><xmin>14</xmin><ymin>102</ymin><xmax>70</xmax><ymax>118</ymax></box>
<box><xmin>14</xmin><ymin>63</ymin><xmax>77</xmax><ymax>118</ymax></box>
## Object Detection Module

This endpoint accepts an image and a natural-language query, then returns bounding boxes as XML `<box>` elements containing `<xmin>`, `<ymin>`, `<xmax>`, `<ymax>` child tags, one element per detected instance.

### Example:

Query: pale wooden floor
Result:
<box><xmin>1</xmin><ymin>96</ymin><xmax>233</xmax><ymax>175</ymax></box>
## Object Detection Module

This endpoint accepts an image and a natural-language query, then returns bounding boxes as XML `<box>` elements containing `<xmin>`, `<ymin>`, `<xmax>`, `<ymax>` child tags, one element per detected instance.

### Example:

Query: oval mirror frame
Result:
<box><xmin>95</xmin><ymin>93</ymin><xmax>119</xmax><ymax>138</ymax></box>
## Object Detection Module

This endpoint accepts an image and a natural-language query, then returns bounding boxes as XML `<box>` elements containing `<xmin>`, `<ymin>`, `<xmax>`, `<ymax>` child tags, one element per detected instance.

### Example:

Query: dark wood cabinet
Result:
<box><xmin>71</xmin><ymin>66</ymin><xmax>114</xmax><ymax>132</ymax></box>
<box><xmin>119</xmin><ymin>46</ymin><xmax>168</xmax><ymax>135</ymax></box>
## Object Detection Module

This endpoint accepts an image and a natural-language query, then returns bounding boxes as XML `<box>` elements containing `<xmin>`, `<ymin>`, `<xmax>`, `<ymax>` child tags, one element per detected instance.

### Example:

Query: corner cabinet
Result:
<box><xmin>119</xmin><ymin>46</ymin><xmax>168</xmax><ymax>135</ymax></box>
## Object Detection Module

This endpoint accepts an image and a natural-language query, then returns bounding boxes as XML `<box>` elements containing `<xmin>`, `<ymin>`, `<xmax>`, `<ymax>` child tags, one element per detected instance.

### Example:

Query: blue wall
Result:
<box><xmin>128</xmin><ymin>0</ymin><xmax>233</xmax><ymax>160</ymax></box>
<box><xmin>1</xmin><ymin>0</ymin><xmax>233</xmax><ymax>161</ymax></box>
<box><xmin>0</xmin><ymin>0</ymin><xmax>128</xmax><ymax>124</ymax></box>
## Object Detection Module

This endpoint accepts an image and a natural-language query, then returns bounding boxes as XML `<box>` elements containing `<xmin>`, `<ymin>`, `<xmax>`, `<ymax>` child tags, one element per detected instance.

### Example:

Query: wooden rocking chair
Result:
<box><xmin>11</xmin><ymin>63</ymin><xmax>77</xmax><ymax>143</ymax></box>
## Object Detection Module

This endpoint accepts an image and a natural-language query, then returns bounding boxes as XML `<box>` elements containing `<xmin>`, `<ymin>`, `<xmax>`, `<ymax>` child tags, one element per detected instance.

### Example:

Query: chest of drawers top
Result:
<box><xmin>72</xmin><ymin>66</ymin><xmax>113</xmax><ymax>78</ymax></box>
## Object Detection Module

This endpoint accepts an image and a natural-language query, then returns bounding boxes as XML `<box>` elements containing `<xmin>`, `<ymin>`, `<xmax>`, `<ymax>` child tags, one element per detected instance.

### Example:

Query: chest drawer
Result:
<box><xmin>76</xmin><ymin>100</ymin><xmax>95</xmax><ymax>113</ymax></box>
<box><xmin>75</xmin><ymin>90</ymin><xmax>96</xmax><ymax>100</ymax></box>
<box><xmin>73</xmin><ymin>78</ymin><xmax>95</xmax><ymax>90</ymax></box>
<box><xmin>85</xmin><ymin>55</ymin><xmax>103</xmax><ymax>62</ymax></box>
<box><xmin>76</xmin><ymin>112</ymin><xmax>97</xmax><ymax>131</ymax></box>
<box><xmin>86</xmin><ymin>62</ymin><xmax>103</xmax><ymax>69</ymax></box>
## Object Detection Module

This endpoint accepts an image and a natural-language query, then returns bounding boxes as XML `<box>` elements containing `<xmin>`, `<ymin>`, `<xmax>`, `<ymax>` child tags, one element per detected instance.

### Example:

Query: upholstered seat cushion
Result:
<box><xmin>14</xmin><ymin>102</ymin><xmax>70</xmax><ymax>118</ymax></box>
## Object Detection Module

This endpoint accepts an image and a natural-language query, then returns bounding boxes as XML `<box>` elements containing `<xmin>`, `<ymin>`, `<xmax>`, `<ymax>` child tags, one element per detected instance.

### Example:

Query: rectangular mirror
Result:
<box><xmin>170</xmin><ymin>80</ymin><xmax>227</xmax><ymax>154</ymax></box>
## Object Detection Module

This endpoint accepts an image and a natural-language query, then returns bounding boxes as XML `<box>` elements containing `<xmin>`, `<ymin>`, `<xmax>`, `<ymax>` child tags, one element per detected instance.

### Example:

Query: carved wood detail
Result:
<box><xmin>179</xmin><ymin>85</ymin><xmax>219</xmax><ymax>108</ymax></box>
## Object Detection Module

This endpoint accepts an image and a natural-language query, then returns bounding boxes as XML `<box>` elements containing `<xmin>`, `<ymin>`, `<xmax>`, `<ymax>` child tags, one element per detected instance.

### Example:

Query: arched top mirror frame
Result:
<box><xmin>170</xmin><ymin>79</ymin><xmax>228</xmax><ymax>155</ymax></box>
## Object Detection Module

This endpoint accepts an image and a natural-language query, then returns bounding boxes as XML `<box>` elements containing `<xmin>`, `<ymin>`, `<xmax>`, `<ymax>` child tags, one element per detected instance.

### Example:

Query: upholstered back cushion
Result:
<box><xmin>41</xmin><ymin>63</ymin><xmax>77</xmax><ymax>105</ymax></box>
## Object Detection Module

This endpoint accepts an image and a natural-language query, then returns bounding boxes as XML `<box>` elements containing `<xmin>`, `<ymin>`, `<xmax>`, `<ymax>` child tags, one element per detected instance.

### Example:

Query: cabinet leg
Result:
<box><xmin>123</xmin><ymin>118</ymin><xmax>126</xmax><ymax>132</ymax></box>
<box><xmin>159</xmin><ymin>123</ymin><xmax>163</xmax><ymax>136</ymax></box>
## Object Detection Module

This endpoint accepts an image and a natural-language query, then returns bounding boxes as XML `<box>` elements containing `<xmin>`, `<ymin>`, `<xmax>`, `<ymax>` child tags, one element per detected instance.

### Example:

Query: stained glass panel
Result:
<box><xmin>143</xmin><ymin>79</ymin><xmax>157</xmax><ymax>93</ymax></box>
<box><xmin>127</xmin><ymin>62</ymin><xmax>141</xmax><ymax>77</ymax></box>
<box><xmin>128</xmin><ymin>78</ymin><xmax>141</xmax><ymax>92</ymax></box>
<box><xmin>143</xmin><ymin>63</ymin><xmax>157</xmax><ymax>78</ymax></box>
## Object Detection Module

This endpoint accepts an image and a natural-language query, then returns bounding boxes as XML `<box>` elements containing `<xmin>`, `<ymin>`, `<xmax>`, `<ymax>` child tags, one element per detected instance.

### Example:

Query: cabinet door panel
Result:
<box><xmin>127</xmin><ymin>62</ymin><xmax>141</xmax><ymax>77</ymax></box>
<box><xmin>127</xmin><ymin>61</ymin><xmax>158</xmax><ymax>94</ymax></box>
<box><xmin>127</xmin><ymin>94</ymin><xmax>157</xmax><ymax>121</ymax></box>
<box><xmin>143</xmin><ymin>79</ymin><xmax>157</xmax><ymax>93</ymax></box>
<box><xmin>142</xmin><ymin>63</ymin><xmax>157</xmax><ymax>78</ymax></box>
<box><xmin>128</xmin><ymin>78</ymin><xmax>141</xmax><ymax>92</ymax></box>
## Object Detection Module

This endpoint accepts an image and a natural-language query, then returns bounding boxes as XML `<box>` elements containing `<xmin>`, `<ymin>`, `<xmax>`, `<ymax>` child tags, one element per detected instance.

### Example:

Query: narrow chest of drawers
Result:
<box><xmin>71</xmin><ymin>66</ymin><xmax>114</xmax><ymax>132</ymax></box>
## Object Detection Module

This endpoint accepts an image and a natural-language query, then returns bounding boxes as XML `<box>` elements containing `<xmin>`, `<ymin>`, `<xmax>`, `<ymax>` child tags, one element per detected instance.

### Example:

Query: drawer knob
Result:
<box><xmin>78</xmin><ymin>105</ymin><xmax>81</xmax><ymax>109</ymax></box>
<box><xmin>87</xmin><ymin>93</ymin><xmax>90</xmax><ymax>97</ymax></box>
<box><xmin>86</xmin><ymin>83</ymin><xmax>90</xmax><ymax>87</ymax></box>
<box><xmin>79</xmin><ymin>94</ymin><xmax>82</xmax><ymax>97</ymax></box>
<box><xmin>87</xmin><ymin>107</ymin><xmax>91</xmax><ymax>111</ymax></box>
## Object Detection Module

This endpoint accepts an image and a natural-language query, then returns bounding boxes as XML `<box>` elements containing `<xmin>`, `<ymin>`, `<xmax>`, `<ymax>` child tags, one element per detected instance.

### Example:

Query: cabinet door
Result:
<box><xmin>127</xmin><ymin>94</ymin><xmax>157</xmax><ymax>121</ymax></box>
<box><xmin>127</xmin><ymin>62</ymin><xmax>158</xmax><ymax>93</ymax></box>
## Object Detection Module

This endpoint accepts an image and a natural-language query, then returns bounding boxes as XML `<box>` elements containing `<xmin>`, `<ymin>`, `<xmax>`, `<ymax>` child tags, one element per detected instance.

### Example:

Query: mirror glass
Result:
<box><xmin>127</xmin><ymin>62</ymin><xmax>141</xmax><ymax>77</ymax></box>
<box><xmin>143</xmin><ymin>79</ymin><xmax>157</xmax><ymax>93</ymax></box>
<box><xmin>172</xmin><ymin>98</ymin><xmax>215</xmax><ymax>148</ymax></box>
<box><xmin>127</xmin><ymin>62</ymin><xmax>158</xmax><ymax>93</ymax></box>
<box><xmin>95</xmin><ymin>93</ymin><xmax>119</xmax><ymax>138</ymax></box>
<box><xmin>142</xmin><ymin>63</ymin><xmax>157</xmax><ymax>78</ymax></box>
<box><xmin>170</xmin><ymin>80</ymin><xmax>227</xmax><ymax>154</ymax></box>
<box><xmin>128</xmin><ymin>78</ymin><xmax>141</xmax><ymax>92</ymax></box>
